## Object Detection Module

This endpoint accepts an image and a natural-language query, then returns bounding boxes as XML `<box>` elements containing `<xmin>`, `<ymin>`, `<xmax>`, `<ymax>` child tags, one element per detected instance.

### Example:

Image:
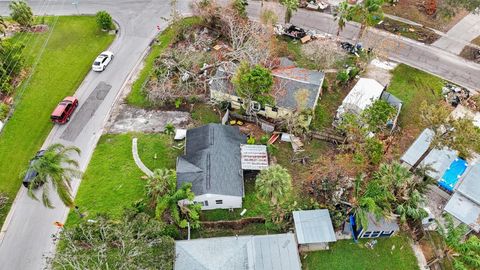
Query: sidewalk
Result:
<box><xmin>433</xmin><ymin>13</ymin><xmax>480</xmax><ymax>54</ymax></box>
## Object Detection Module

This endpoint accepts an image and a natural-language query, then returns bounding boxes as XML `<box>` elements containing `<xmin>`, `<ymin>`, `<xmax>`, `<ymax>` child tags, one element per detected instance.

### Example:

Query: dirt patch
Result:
<box><xmin>374</xmin><ymin>17</ymin><xmax>440</xmax><ymax>44</ymax></box>
<box><xmin>108</xmin><ymin>104</ymin><xmax>192</xmax><ymax>134</ymax></box>
<box><xmin>383</xmin><ymin>0</ymin><xmax>469</xmax><ymax>32</ymax></box>
<box><xmin>459</xmin><ymin>45</ymin><xmax>480</xmax><ymax>63</ymax></box>
<box><xmin>365</xmin><ymin>59</ymin><xmax>397</xmax><ymax>86</ymax></box>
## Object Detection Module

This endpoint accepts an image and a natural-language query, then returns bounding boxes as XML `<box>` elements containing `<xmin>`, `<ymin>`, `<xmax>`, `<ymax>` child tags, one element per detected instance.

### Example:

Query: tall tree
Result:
<box><xmin>411</xmin><ymin>101</ymin><xmax>480</xmax><ymax>171</ymax></box>
<box><xmin>255</xmin><ymin>164</ymin><xmax>292</xmax><ymax>205</ymax></box>
<box><xmin>335</xmin><ymin>0</ymin><xmax>384</xmax><ymax>39</ymax></box>
<box><xmin>433</xmin><ymin>214</ymin><xmax>480</xmax><ymax>270</ymax></box>
<box><xmin>9</xmin><ymin>1</ymin><xmax>33</xmax><ymax>29</ymax></box>
<box><xmin>24</xmin><ymin>143</ymin><xmax>81</xmax><ymax>208</ymax></box>
<box><xmin>280</xmin><ymin>0</ymin><xmax>299</xmax><ymax>23</ymax></box>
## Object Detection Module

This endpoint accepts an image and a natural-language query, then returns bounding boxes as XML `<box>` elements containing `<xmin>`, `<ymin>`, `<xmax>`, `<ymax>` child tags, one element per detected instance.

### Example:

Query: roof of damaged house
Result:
<box><xmin>176</xmin><ymin>124</ymin><xmax>246</xmax><ymax>197</ymax></box>
<box><xmin>210</xmin><ymin>58</ymin><xmax>324</xmax><ymax>110</ymax></box>
<box><xmin>174</xmin><ymin>233</ymin><xmax>301</xmax><ymax>270</ymax></box>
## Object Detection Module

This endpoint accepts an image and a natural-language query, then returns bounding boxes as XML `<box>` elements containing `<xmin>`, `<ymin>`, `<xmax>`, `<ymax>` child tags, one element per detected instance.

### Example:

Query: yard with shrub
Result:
<box><xmin>387</xmin><ymin>64</ymin><xmax>444</xmax><ymax>130</ymax></box>
<box><xmin>302</xmin><ymin>235</ymin><xmax>419</xmax><ymax>270</ymax></box>
<box><xmin>126</xmin><ymin>17</ymin><xmax>203</xmax><ymax>108</ymax></box>
<box><xmin>0</xmin><ymin>16</ymin><xmax>114</xmax><ymax>227</ymax></box>
<box><xmin>67</xmin><ymin>133</ymin><xmax>181</xmax><ymax>225</ymax></box>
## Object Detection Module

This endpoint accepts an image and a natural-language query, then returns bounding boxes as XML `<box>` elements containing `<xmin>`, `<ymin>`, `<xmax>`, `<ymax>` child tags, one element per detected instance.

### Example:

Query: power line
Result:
<box><xmin>0</xmin><ymin>0</ymin><xmax>53</xmax><ymax>87</ymax></box>
<box><xmin>5</xmin><ymin>0</ymin><xmax>67</xmax><ymax>120</ymax></box>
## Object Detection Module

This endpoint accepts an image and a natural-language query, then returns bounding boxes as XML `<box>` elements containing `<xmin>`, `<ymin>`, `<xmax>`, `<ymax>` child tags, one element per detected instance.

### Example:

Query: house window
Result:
<box><xmin>215</xmin><ymin>200</ymin><xmax>223</xmax><ymax>205</ymax></box>
<box><xmin>362</xmin><ymin>231</ymin><xmax>371</xmax><ymax>238</ymax></box>
<box><xmin>271</xmin><ymin>107</ymin><xmax>278</xmax><ymax>112</ymax></box>
<box><xmin>370</xmin><ymin>231</ymin><xmax>381</xmax><ymax>238</ymax></box>
<box><xmin>204</xmin><ymin>201</ymin><xmax>209</xmax><ymax>206</ymax></box>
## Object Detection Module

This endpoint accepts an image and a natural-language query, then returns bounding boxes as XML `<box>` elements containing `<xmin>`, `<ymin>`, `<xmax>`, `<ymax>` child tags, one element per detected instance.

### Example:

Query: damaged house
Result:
<box><xmin>209</xmin><ymin>58</ymin><xmax>324</xmax><ymax>124</ymax></box>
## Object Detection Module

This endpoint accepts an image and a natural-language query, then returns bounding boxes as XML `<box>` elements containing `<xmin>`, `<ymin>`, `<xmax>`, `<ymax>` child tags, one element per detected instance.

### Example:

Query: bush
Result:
<box><xmin>365</xmin><ymin>137</ymin><xmax>384</xmax><ymax>165</ymax></box>
<box><xmin>0</xmin><ymin>103</ymin><xmax>9</xmax><ymax>121</ymax></box>
<box><xmin>9</xmin><ymin>1</ymin><xmax>33</xmax><ymax>28</ymax></box>
<box><xmin>336</xmin><ymin>69</ymin><xmax>349</xmax><ymax>85</ymax></box>
<box><xmin>96</xmin><ymin>11</ymin><xmax>113</xmax><ymax>30</ymax></box>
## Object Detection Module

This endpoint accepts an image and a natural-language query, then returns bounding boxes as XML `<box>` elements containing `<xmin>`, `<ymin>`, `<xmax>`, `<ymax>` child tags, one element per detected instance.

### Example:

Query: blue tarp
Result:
<box><xmin>439</xmin><ymin>158</ymin><xmax>468</xmax><ymax>192</ymax></box>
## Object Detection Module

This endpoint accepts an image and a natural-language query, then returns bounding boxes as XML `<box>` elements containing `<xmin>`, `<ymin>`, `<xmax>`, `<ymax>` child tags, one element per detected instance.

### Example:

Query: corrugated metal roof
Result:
<box><xmin>337</xmin><ymin>78</ymin><xmax>384</xmax><ymax>116</ymax></box>
<box><xmin>241</xmin><ymin>144</ymin><xmax>269</xmax><ymax>170</ymax></box>
<box><xmin>174</xmin><ymin>233</ymin><xmax>301</xmax><ymax>270</ymax></box>
<box><xmin>456</xmin><ymin>164</ymin><xmax>480</xmax><ymax>204</ymax></box>
<box><xmin>293</xmin><ymin>209</ymin><xmax>336</xmax><ymax>244</ymax></box>
<box><xmin>401</xmin><ymin>128</ymin><xmax>458</xmax><ymax>179</ymax></box>
<box><xmin>444</xmin><ymin>192</ymin><xmax>480</xmax><ymax>232</ymax></box>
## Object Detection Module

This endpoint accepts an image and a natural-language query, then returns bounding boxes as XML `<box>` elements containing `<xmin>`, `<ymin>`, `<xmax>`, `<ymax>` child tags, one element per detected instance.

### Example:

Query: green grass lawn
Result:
<box><xmin>302</xmin><ymin>235</ymin><xmax>419</xmax><ymax>270</ymax></box>
<box><xmin>191</xmin><ymin>103</ymin><xmax>221</xmax><ymax>125</ymax></box>
<box><xmin>0</xmin><ymin>16</ymin><xmax>114</xmax><ymax>226</ymax></box>
<box><xmin>126</xmin><ymin>17</ymin><xmax>202</xmax><ymax>108</ymax></box>
<box><xmin>67</xmin><ymin>133</ymin><xmax>181</xmax><ymax>225</ymax></box>
<box><xmin>387</xmin><ymin>64</ymin><xmax>443</xmax><ymax>132</ymax></box>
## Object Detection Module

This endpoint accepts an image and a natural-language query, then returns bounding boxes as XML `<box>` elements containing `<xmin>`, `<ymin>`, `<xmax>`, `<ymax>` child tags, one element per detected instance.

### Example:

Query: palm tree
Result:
<box><xmin>335</xmin><ymin>0</ymin><xmax>384</xmax><ymax>40</ymax></box>
<box><xmin>334</xmin><ymin>1</ymin><xmax>353</xmax><ymax>36</ymax></box>
<box><xmin>155</xmin><ymin>182</ymin><xmax>201</xmax><ymax>229</ymax></box>
<box><xmin>432</xmin><ymin>214</ymin><xmax>480</xmax><ymax>269</ymax></box>
<box><xmin>255</xmin><ymin>164</ymin><xmax>292</xmax><ymax>205</ymax></box>
<box><xmin>25</xmin><ymin>143</ymin><xmax>81</xmax><ymax>208</ymax></box>
<box><xmin>145</xmin><ymin>168</ymin><xmax>176</xmax><ymax>208</ymax></box>
<box><xmin>279</xmin><ymin>0</ymin><xmax>299</xmax><ymax>23</ymax></box>
<box><xmin>373</xmin><ymin>162</ymin><xmax>431</xmax><ymax>223</ymax></box>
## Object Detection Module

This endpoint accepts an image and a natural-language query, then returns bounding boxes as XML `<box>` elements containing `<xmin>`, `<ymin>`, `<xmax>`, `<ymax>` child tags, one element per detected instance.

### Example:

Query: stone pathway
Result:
<box><xmin>410</xmin><ymin>241</ymin><xmax>428</xmax><ymax>270</ymax></box>
<box><xmin>132</xmin><ymin>138</ymin><xmax>153</xmax><ymax>177</ymax></box>
<box><xmin>433</xmin><ymin>13</ymin><xmax>480</xmax><ymax>55</ymax></box>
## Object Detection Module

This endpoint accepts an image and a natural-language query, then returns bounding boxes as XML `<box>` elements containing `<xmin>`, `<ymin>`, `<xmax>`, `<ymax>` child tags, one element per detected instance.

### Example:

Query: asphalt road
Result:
<box><xmin>245</xmin><ymin>1</ymin><xmax>480</xmax><ymax>92</ymax></box>
<box><xmin>0</xmin><ymin>1</ymin><xmax>181</xmax><ymax>269</ymax></box>
<box><xmin>0</xmin><ymin>0</ymin><xmax>479</xmax><ymax>269</ymax></box>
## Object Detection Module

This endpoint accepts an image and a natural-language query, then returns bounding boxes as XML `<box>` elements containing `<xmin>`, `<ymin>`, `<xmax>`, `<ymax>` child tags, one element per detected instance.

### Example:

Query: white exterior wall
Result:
<box><xmin>179</xmin><ymin>193</ymin><xmax>242</xmax><ymax>210</ymax></box>
<box><xmin>211</xmin><ymin>90</ymin><xmax>293</xmax><ymax>119</ymax></box>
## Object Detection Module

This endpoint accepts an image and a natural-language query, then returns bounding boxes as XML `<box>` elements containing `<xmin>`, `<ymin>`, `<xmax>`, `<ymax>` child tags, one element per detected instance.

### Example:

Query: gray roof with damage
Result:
<box><xmin>210</xmin><ymin>58</ymin><xmax>324</xmax><ymax>110</ymax></box>
<box><xmin>174</xmin><ymin>233</ymin><xmax>301</xmax><ymax>270</ymax></box>
<box><xmin>176</xmin><ymin>124</ymin><xmax>246</xmax><ymax>197</ymax></box>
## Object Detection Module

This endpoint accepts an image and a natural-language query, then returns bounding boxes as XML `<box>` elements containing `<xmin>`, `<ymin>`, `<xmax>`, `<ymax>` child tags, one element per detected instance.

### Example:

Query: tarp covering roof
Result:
<box><xmin>174</xmin><ymin>233</ymin><xmax>301</xmax><ymax>270</ymax></box>
<box><xmin>337</xmin><ymin>78</ymin><xmax>384</xmax><ymax>116</ymax></box>
<box><xmin>293</xmin><ymin>209</ymin><xmax>336</xmax><ymax>244</ymax></box>
<box><xmin>176</xmin><ymin>124</ymin><xmax>246</xmax><ymax>197</ymax></box>
<box><xmin>240</xmin><ymin>144</ymin><xmax>269</xmax><ymax>170</ymax></box>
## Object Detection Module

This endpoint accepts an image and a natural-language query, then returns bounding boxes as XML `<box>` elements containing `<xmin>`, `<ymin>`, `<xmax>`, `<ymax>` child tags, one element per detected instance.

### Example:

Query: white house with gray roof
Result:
<box><xmin>174</xmin><ymin>233</ymin><xmax>301</xmax><ymax>270</ymax></box>
<box><xmin>177</xmin><ymin>124</ymin><xmax>247</xmax><ymax>210</ymax></box>
<box><xmin>209</xmin><ymin>58</ymin><xmax>324</xmax><ymax>123</ymax></box>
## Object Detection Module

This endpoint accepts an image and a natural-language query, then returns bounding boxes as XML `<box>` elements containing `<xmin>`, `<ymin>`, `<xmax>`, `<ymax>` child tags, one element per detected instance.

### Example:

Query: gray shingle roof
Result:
<box><xmin>176</xmin><ymin>124</ymin><xmax>246</xmax><ymax>197</ymax></box>
<box><xmin>210</xmin><ymin>59</ymin><xmax>324</xmax><ymax>110</ymax></box>
<box><xmin>174</xmin><ymin>233</ymin><xmax>301</xmax><ymax>270</ymax></box>
<box><xmin>293</xmin><ymin>209</ymin><xmax>336</xmax><ymax>244</ymax></box>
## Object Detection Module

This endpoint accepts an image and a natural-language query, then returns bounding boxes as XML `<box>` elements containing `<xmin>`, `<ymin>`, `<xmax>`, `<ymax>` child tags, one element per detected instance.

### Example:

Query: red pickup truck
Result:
<box><xmin>50</xmin><ymin>96</ymin><xmax>78</xmax><ymax>124</ymax></box>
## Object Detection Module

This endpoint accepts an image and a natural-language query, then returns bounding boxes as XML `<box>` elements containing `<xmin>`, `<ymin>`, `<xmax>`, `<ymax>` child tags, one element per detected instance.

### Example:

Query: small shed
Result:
<box><xmin>293</xmin><ymin>209</ymin><xmax>337</xmax><ymax>251</ymax></box>
<box><xmin>336</xmin><ymin>78</ymin><xmax>384</xmax><ymax>117</ymax></box>
<box><xmin>358</xmin><ymin>213</ymin><xmax>399</xmax><ymax>238</ymax></box>
<box><xmin>240</xmin><ymin>144</ymin><xmax>269</xmax><ymax>170</ymax></box>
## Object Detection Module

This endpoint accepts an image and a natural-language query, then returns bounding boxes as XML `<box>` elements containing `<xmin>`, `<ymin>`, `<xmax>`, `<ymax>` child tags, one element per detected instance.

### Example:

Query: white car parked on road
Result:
<box><xmin>92</xmin><ymin>51</ymin><xmax>114</xmax><ymax>71</ymax></box>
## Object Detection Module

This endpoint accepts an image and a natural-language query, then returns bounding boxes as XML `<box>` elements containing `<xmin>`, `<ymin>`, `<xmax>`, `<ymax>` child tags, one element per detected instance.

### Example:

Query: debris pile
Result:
<box><xmin>442</xmin><ymin>83</ymin><xmax>470</xmax><ymax>107</ymax></box>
